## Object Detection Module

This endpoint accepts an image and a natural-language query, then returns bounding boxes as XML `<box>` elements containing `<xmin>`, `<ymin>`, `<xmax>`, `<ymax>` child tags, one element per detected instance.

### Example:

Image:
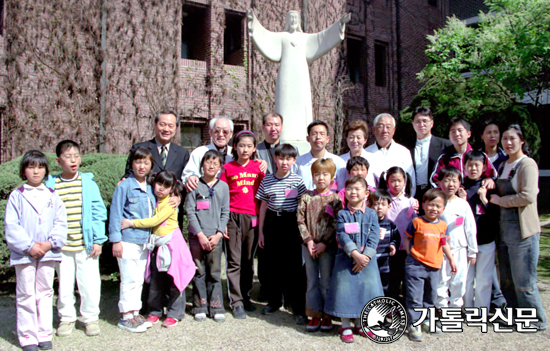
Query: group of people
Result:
<box><xmin>3</xmin><ymin>107</ymin><xmax>546</xmax><ymax>350</ymax></box>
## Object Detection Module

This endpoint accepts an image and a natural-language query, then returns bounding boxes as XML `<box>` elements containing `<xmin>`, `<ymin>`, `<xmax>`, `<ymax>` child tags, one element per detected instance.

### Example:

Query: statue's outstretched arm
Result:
<box><xmin>306</xmin><ymin>14</ymin><xmax>349</xmax><ymax>63</ymax></box>
<box><xmin>247</xmin><ymin>9</ymin><xmax>282</xmax><ymax>63</ymax></box>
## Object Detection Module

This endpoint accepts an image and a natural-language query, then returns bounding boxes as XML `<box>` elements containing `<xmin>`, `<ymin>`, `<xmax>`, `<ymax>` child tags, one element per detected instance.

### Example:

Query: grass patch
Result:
<box><xmin>539</xmin><ymin>225</ymin><xmax>550</xmax><ymax>280</ymax></box>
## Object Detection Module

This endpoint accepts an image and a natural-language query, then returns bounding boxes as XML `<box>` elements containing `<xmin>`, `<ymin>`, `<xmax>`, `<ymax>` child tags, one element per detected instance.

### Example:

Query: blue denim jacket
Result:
<box><xmin>109</xmin><ymin>174</ymin><xmax>156</xmax><ymax>244</ymax></box>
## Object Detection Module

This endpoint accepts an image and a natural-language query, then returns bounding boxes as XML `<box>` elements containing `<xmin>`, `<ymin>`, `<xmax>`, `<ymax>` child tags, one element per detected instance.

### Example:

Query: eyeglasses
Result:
<box><xmin>213</xmin><ymin>129</ymin><xmax>231</xmax><ymax>136</ymax></box>
<box><xmin>203</xmin><ymin>161</ymin><xmax>221</xmax><ymax>167</ymax></box>
<box><xmin>61</xmin><ymin>154</ymin><xmax>81</xmax><ymax>160</ymax></box>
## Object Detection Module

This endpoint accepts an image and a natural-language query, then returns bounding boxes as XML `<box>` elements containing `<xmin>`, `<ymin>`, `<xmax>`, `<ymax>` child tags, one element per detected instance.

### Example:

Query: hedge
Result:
<box><xmin>0</xmin><ymin>153</ymin><xmax>127</xmax><ymax>278</ymax></box>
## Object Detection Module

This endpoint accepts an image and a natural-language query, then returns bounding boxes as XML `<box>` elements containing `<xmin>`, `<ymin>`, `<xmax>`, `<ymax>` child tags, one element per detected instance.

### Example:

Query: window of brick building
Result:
<box><xmin>0</xmin><ymin>0</ymin><xmax>4</xmax><ymax>36</ymax></box>
<box><xmin>181</xmin><ymin>122</ymin><xmax>204</xmax><ymax>149</ymax></box>
<box><xmin>374</xmin><ymin>42</ymin><xmax>387</xmax><ymax>87</ymax></box>
<box><xmin>224</xmin><ymin>11</ymin><xmax>244</xmax><ymax>66</ymax></box>
<box><xmin>347</xmin><ymin>38</ymin><xmax>362</xmax><ymax>84</ymax></box>
<box><xmin>181</xmin><ymin>5</ymin><xmax>208</xmax><ymax>61</ymax></box>
<box><xmin>428</xmin><ymin>0</ymin><xmax>438</xmax><ymax>7</ymax></box>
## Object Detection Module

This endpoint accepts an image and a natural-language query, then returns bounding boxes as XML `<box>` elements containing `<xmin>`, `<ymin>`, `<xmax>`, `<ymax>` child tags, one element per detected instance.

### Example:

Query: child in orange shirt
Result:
<box><xmin>404</xmin><ymin>189</ymin><xmax>456</xmax><ymax>342</ymax></box>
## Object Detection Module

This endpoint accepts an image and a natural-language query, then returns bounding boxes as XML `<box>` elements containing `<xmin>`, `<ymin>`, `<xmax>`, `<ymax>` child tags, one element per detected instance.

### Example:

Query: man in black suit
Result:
<box><xmin>122</xmin><ymin>110</ymin><xmax>190</xmax><ymax>181</ymax></box>
<box><xmin>409</xmin><ymin>106</ymin><xmax>452</xmax><ymax>203</ymax></box>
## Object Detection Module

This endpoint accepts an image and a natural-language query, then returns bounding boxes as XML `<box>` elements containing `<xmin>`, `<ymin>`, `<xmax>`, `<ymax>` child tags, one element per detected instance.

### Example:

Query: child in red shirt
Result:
<box><xmin>220</xmin><ymin>131</ymin><xmax>265</xmax><ymax>319</ymax></box>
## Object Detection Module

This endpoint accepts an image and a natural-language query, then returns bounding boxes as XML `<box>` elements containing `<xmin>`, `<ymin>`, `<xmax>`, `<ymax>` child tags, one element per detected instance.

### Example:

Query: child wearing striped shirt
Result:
<box><xmin>45</xmin><ymin>140</ymin><xmax>107</xmax><ymax>337</ymax></box>
<box><xmin>257</xmin><ymin>144</ymin><xmax>307</xmax><ymax>324</ymax></box>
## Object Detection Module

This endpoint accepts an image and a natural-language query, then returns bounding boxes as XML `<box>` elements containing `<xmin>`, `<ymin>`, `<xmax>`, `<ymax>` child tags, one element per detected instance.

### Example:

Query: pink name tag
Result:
<box><xmin>197</xmin><ymin>200</ymin><xmax>210</xmax><ymax>210</ymax></box>
<box><xmin>251</xmin><ymin>217</ymin><xmax>258</xmax><ymax>227</ymax></box>
<box><xmin>407</xmin><ymin>206</ymin><xmax>415</xmax><ymax>218</ymax></box>
<box><xmin>455</xmin><ymin>217</ymin><xmax>464</xmax><ymax>226</ymax></box>
<box><xmin>326</xmin><ymin>205</ymin><xmax>334</xmax><ymax>218</ymax></box>
<box><xmin>344</xmin><ymin>222</ymin><xmax>360</xmax><ymax>234</ymax></box>
<box><xmin>160</xmin><ymin>220</ymin><xmax>167</xmax><ymax>227</ymax></box>
<box><xmin>285</xmin><ymin>189</ymin><xmax>298</xmax><ymax>198</ymax></box>
<box><xmin>380</xmin><ymin>228</ymin><xmax>387</xmax><ymax>240</ymax></box>
<box><xmin>440</xmin><ymin>237</ymin><xmax>447</xmax><ymax>246</ymax></box>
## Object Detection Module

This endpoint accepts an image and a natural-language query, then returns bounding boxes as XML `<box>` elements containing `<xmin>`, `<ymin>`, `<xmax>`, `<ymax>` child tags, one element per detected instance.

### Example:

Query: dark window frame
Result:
<box><xmin>181</xmin><ymin>4</ymin><xmax>209</xmax><ymax>61</ymax></box>
<box><xmin>347</xmin><ymin>37</ymin><xmax>363</xmax><ymax>84</ymax></box>
<box><xmin>374</xmin><ymin>41</ymin><xmax>388</xmax><ymax>87</ymax></box>
<box><xmin>224</xmin><ymin>11</ymin><xmax>245</xmax><ymax>66</ymax></box>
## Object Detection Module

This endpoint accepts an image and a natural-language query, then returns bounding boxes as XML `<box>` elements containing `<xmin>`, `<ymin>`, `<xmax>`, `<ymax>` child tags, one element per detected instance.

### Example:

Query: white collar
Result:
<box><xmin>416</xmin><ymin>135</ymin><xmax>432</xmax><ymax>145</ymax></box>
<box><xmin>23</xmin><ymin>183</ymin><xmax>47</xmax><ymax>191</ymax></box>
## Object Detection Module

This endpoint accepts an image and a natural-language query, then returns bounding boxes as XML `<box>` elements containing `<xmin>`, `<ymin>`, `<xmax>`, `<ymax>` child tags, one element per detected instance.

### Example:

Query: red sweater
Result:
<box><xmin>220</xmin><ymin>160</ymin><xmax>265</xmax><ymax>215</ymax></box>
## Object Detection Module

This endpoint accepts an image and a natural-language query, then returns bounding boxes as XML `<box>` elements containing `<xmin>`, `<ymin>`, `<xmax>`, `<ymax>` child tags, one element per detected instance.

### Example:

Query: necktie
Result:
<box><xmin>161</xmin><ymin>145</ymin><xmax>167</xmax><ymax>166</ymax></box>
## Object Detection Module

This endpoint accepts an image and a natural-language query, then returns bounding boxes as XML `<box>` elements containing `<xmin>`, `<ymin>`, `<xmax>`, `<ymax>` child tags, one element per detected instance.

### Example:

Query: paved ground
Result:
<box><xmin>0</xmin><ymin>275</ymin><xmax>549</xmax><ymax>351</ymax></box>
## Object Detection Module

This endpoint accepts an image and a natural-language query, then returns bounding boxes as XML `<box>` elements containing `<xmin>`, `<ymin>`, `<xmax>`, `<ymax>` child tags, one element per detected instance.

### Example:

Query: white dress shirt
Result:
<box><xmin>365</xmin><ymin>140</ymin><xmax>416</xmax><ymax>196</ymax></box>
<box><xmin>181</xmin><ymin>142</ymin><xmax>233</xmax><ymax>182</ymax></box>
<box><xmin>293</xmin><ymin>150</ymin><xmax>347</xmax><ymax>190</ymax></box>
<box><xmin>414</xmin><ymin>135</ymin><xmax>431</xmax><ymax>186</ymax></box>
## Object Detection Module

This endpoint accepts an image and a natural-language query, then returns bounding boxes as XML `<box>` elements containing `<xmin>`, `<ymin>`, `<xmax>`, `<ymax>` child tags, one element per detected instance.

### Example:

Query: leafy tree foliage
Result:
<box><xmin>400</xmin><ymin>0</ymin><xmax>550</xmax><ymax>157</ymax></box>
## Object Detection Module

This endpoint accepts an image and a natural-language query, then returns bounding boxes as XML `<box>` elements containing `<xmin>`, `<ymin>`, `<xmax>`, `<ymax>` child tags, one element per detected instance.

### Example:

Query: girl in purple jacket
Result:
<box><xmin>4</xmin><ymin>150</ymin><xmax>68</xmax><ymax>351</ymax></box>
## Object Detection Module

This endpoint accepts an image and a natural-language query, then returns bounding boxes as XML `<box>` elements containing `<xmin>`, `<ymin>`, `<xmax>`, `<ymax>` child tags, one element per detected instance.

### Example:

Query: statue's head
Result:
<box><xmin>283</xmin><ymin>11</ymin><xmax>303</xmax><ymax>33</ymax></box>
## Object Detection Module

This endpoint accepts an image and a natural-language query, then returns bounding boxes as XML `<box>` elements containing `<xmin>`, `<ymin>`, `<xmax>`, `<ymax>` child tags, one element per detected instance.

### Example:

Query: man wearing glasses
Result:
<box><xmin>408</xmin><ymin>106</ymin><xmax>451</xmax><ymax>203</ymax></box>
<box><xmin>182</xmin><ymin>116</ymin><xmax>235</xmax><ymax>191</ymax></box>
<box><xmin>365</xmin><ymin>113</ymin><xmax>416</xmax><ymax>195</ymax></box>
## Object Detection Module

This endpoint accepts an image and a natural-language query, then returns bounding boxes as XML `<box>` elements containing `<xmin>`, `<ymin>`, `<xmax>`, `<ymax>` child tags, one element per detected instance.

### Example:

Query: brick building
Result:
<box><xmin>0</xmin><ymin>0</ymin><xmax>452</xmax><ymax>161</ymax></box>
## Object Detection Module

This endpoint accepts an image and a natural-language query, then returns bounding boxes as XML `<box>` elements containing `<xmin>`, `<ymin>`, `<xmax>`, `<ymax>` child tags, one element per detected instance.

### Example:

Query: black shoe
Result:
<box><xmin>261</xmin><ymin>305</ymin><xmax>281</xmax><ymax>315</ymax></box>
<box><xmin>295</xmin><ymin>315</ymin><xmax>307</xmax><ymax>325</ymax></box>
<box><xmin>23</xmin><ymin>345</ymin><xmax>38</xmax><ymax>351</ymax></box>
<box><xmin>232</xmin><ymin>305</ymin><xmax>247</xmax><ymax>319</ymax></box>
<box><xmin>490</xmin><ymin>302</ymin><xmax>507</xmax><ymax>315</ymax></box>
<box><xmin>38</xmin><ymin>341</ymin><xmax>53</xmax><ymax>350</ymax></box>
<box><xmin>243</xmin><ymin>300</ymin><xmax>257</xmax><ymax>312</ymax></box>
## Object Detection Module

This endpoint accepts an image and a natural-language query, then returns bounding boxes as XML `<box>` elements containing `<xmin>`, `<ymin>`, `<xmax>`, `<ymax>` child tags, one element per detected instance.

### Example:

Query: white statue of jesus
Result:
<box><xmin>247</xmin><ymin>10</ymin><xmax>351</xmax><ymax>148</ymax></box>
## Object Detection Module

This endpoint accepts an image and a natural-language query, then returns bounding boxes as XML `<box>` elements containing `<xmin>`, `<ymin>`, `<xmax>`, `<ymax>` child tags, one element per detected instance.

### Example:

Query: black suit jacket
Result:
<box><xmin>123</xmin><ymin>138</ymin><xmax>190</xmax><ymax>180</ymax></box>
<box><xmin>409</xmin><ymin>135</ymin><xmax>452</xmax><ymax>181</ymax></box>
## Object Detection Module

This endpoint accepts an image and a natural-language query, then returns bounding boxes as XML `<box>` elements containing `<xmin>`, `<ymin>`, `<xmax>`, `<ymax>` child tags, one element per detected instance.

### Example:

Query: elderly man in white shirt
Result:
<box><xmin>365</xmin><ymin>113</ymin><xmax>416</xmax><ymax>196</ymax></box>
<box><xmin>184</xmin><ymin>117</ymin><xmax>267</xmax><ymax>191</ymax></box>
<box><xmin>183</xmin><ymin>116</ymin><xmax>235</xmax><ymax>191</ymax></box>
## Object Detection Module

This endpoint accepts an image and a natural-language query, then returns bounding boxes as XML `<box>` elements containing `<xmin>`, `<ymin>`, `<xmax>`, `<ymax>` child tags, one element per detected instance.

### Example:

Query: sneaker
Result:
<box><xmin>340</xmin><ymin>328</ymin><xmax>354</xmax><ymax>343</ymax></box>
<box><xmin>232</xmin><ymin>305</ymin><xmax>247</xmax><ymax>319</ymax></box>
<box><xmin>408</xmin><ymin>325</ymin><xmax>423</xmax><ymax>342</ymax></box>
<box><xmin>243</xmin><ymin>300</ymin><xmax>257</xmax><ymax>312</ymax></box>
<box><xmin>37</xmin><ymin>341</ymin><xmax>53</xmax><ymax>350</ymax></box>
<box><xmin>85</xmin><ymin>321</ymin><xmax>100</xmax><ymax>336</ymax></box>
<box><xmin>22</xmin><ymin>346</ymin><xmax>38</xmax><ymax>351</ymax></box>
<box><xmin>162</xmin><ymin>317</ymin><xmax>179</xmax><ymax>328</ymax></box>
<box><xmin>56</xmin><ymin>321</ymin><xmax>75</xmax><ymax>337</ymax></box>
<box><xmin>320</xmin><ymin>317</ymin><xmax>333</xmax><ymax>332</ymax></box>
<box><xmin>306</xmin><ymin>317</ymin><xmax>321</xmax><ymax>332</ymax></box>
<box><xmin>354</xmin><ymin>327</ymin><xmax>367</xmax><ymax>338</ymax></box>
<box><xmin>133</xmin><ymin>314</ymin><xmax>147</xmax><ymax>326</ymax></box>
<box><xmin>295</xmin><ymin>315</ymin><xmax>307</xmax><ymax>325</ymax></box>
<box><xmin>194</xmin><ymin>313</ymin><xmax>207</xmax><ymax>322</ymax></box>
<box><xmin>213</xmin><ymin>313</ymin><xmax>226</xmax><ymax>323</ymax></box>
<box><xmin>118</xmin><ymin>318</ymin><xmax>147</xmax><ymax>333</ymax></box>
<box><xmin>143</xmin><ymin>315</ymin><xmax>160</xmax><ymax>328</ymax></box>
<box><xmin>422</xmin><ymin>322</ymin><xmax>442</xmax><ymax>334</ymax></box>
